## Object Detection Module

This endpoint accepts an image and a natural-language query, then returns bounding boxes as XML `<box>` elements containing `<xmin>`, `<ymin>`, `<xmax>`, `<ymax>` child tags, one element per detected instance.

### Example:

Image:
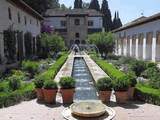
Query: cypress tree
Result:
<box><xmin>117</xmin><ymin>12</ymin><xmax>122</xmax><ymax>27</ymax></box>
<box><xmin>89</xmin><ymin>0</ymin><xmax>100</xmax><ymax>11</ymax></box>
<box><xmin>112</xmin><ymin>11</ymin><xmax>122</xmax><ymax>30</ymax></box>
<box><xmin>101</xmin><ymin>0</ymin><xmax>112</xmax><ymax>32</ymax></box>
<box><xmin>74</xmin><ymin>0</ymin><xmax>82</xmax><ymax>9</ymax></box>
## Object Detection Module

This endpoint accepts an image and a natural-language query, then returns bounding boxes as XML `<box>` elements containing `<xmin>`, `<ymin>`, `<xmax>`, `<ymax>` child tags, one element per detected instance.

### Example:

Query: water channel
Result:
<box><xmin>73</xmin><ymin>57</ymin><xmax>98</xmax><ymax>101</ymax></box>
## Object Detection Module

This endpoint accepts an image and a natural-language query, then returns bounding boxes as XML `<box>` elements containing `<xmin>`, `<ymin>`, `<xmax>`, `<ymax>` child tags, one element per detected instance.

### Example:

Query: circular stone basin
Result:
<box><xmin>70</xmin><ymin>101</ymin><xmax>107</xmax><ymax>118</ymax></box>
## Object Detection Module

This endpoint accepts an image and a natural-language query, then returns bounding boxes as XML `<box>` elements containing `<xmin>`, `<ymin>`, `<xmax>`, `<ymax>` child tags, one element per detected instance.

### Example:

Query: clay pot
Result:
<box><xmin>115</xmin><ymin>91</ymin><xmax>128</xmax><ymax>104</ymax></box>
<box><xmin>99</xmin><ymin>91</ymin><xmax>111</xmax><ymax>103</ymax></box>
<box><xmin>43</xmin><ymin>89</ymin><xmax>57</xmax><ymax>104</ymax></box>
<box><xmin>35</xmin><ymin>88</ymin><xmax>44</xmax><ymax>101</ymax></box>
<box><xmin>128</xmin><ymin>87</ymin><xmax>135</xmax><ymax>100</ymax></box>
<box><xmin>60</xmin><ymin>89</ymin><xmax>75</xmax><ymax>104</ymax></box>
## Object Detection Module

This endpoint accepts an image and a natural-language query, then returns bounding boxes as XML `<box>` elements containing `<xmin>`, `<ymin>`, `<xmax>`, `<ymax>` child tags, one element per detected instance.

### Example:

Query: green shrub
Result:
<box><xmin>107</xmin><ymin>53</ymin><xmax>120</xmax><ymax>60</ymax></box>
<box><xmin>59</xmin><ymin>77</ymin><xmax>76</xmax><ymax>89</ymax></box>
<box><xmin>141</xmin><ymin>67</ymin><xmax>159</xmax><ymax>79</ymax></box>
<box><xmin>96</xmin><ymin>77</ymin><xmax>113</xmax><ymax>91</ymax></box>
<box><xmin>34</xmin><ymin>77</ymin><xmax>44</xmax><ymax>89</ymax></box>
<box><xmin>113</xmin><ymin>76</ymin><xmax>130</xmax><ymax>91</ymax></box>
<box><xmin>135</xmin><ymin>84</ymin><xmax>160</xmax><ymax>105</ymax></box>
<box><xmin>147</xmin><ymin>62</ymin><xmax>157</xmax><ymax>68</ymax></box>
<box><xmin>127</xmin><ymin>72</ymin><xmax>137</xmax><ymax>87</ymax></box>
<box><xmin>22</xmin><ymin>60</ymin><xmax>39</xmax><ymax>76</ymax></box>
<box><xmin>8</xmin><ymin>75</ymin><xmax>21</xmax><ymax>91</ymax></box>
<box><xmin>11</xmin><ymin>70</ymin><xmax>27</xmax><ymax>81</ymax></box>
<box><xmin>43</xmin><ymin>80</ymin><xmax>57</xmax><ymax>89</ymax></box>
<box><xmin>130</xmin><ymin>60</ymin><xmax>147</xmax><ymax>76</ymax></box>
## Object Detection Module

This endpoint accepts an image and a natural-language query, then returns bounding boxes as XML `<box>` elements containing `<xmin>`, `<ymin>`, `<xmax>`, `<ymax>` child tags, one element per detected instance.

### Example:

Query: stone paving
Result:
<box><xmin>0</xmin><ymin>95</ymin><xmax>160</xmax><ymax>120</ymax></box>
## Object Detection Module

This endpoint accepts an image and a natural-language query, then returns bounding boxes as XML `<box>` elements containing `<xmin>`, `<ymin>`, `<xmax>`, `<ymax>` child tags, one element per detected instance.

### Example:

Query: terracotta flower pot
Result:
<box><xmin>60</xmin><ymin>89</ymin><xmax>75</xmax><ymax>104</ymax></box>
<box><xmin>35</xmin><ymin>88</ymin><xmax>44</xmax><ymax>101</ymax></box>
<box><xmin>43</xmin><ymin>89</ymin><xmax>57</xmax><ymax>104</ymax></box>
<box><xmin>99</xmin><ymin>91</ymin><xmax>111</xmax><ymax>103</ymax></box>
<box><xmin>128</xmin><ymin>87</ymin><xmax>135</xmax><ymax>100</ymax></box>
<box><xmin>115</xmin><ymin>91</ymin><xmax>128</xmax><ymax>104</ymax></box>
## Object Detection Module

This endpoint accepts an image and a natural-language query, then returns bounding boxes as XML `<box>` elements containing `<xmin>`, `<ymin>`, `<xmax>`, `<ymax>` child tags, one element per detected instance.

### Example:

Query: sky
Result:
<box><xmin>59</xmin><ymin>0</ymin><xmax>160</xmax><ymax>24</ymax></box>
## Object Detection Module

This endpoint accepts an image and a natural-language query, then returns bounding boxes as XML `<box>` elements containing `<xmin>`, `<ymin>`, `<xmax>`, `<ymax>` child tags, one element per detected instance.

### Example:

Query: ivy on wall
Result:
<box><xmin>3</xmin><ymin>29</ymin><xmax>16</xmax><ymax>64</ymax></box>
<box><xmin>24</xmin><ymin>32</ymin><xmax>33</xmax><ymax>58</ymax></box>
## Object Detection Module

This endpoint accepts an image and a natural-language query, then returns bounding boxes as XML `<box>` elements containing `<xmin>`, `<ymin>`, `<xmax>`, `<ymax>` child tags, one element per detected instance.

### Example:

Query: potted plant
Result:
<box><xmin>34</xmin><ymin>77</ymin><xmax>44</xmax><ymax>101</ymax></box>
<box><xmin>113</xmin><ymin>76</ymin><xmax>130</xmax><ymax>103</ymax></box>
<box><xmin>96</xmin><ymin>77</ymin><xmax>113</xmax><ymax>103</ymax></box>
<box><xmin>59</xmin><ymin>77</ymin><xmax>76</xmax><ymax>104</ymax></box>
<box><xmin>43</xmin><ymin>80</ymin><xmax>58</xmax><ymax>104</ymax></box>
<box><xmin>127</xmin><ymin>73</ymin><xmax>137</xmax><ymax>99</ymax></box>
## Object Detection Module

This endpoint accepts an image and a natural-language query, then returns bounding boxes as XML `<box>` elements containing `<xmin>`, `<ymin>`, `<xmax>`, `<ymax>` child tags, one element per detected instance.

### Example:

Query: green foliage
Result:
<box><xmin>89</xmin><ymin>0</ymin><xmax>100</xmax><ymax>11</ymax></box>
<box><xmin>96</xmin><ymin>77</ymin><xmax>113</xmax><ymax>91</ymax></box>
<box><xmin>34</xmin><ymin>79</ymin><xmax>44</xmax><ymax>89</ymax></box>
<box><xmin>0</xmin><ymin>83</ymin><xmax>35</xmax><ymax>108</ymax></box>
<box><xmin>135</xmin><ymin>84</ymin><xmax>160</xmax><ymax>105</ymax></box>
<box><xmin>36</xmin><ymin>53</ymin><xmax>68</xmax><ymax>84</ymax></box>
<box><xmin>130</xmin><ymin>60</ymin><xmax>147</xmax><ymax>76</ymax></box>
<box><xmin>87</xmin><ymin>32</ymin><xmax>115</xmax><ymax>57</ymax></box>
<box><xmin>59</xmin><ymin>77</ymin><xmax>76</xmax><ymax>89</ymax></box>
<box><xmin>38</xmin><ymin>33</ymin><xmax>65</xmax><ymax>58</ymax></box>
<box><xmin>107</xmin><ymin>53</ymin><xmax>120</xmax><ymax>60</ymax></box>
<box><xmin>11</xmin><ymin>70</ymin><xmax>27</xmax><ymax>81</ymax></box>
<box><xmin>113</xmin><ymin>76</ymin><xmax>130</xmax><ymax>91</ymax></box>
<box><xmin>8</xmin><ymin>75</ymin><xmax>21</xmax><ymax>91</ymax></box>
<box><xmin>92</xmin><ymin>56</ymin><xmax>126</xmax><ymax>80</ymax></box>
<box><xmin>127</xmin><ymin>72</ymin><xmax>137</xmax><ymax>87</ymax></box>
<box><xmin>22</xmin><ymin>60</ymin><xmax>39</xmax><ymax>76</ymax></box>
<box><xmin>43</xmin><ymin>81</ymin><xmax>58</xmax><ymax>89</ymax></box>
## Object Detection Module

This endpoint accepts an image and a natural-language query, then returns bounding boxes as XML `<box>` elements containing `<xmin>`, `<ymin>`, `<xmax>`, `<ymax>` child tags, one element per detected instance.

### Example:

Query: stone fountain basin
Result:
<box><xmin>62</xmin><ymin>101</ymin><xmax>116</xmax><ymax>120</ymax></box>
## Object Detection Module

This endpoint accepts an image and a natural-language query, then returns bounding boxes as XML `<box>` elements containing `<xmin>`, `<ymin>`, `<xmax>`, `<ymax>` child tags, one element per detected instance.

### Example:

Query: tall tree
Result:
<box><xmin>101</xmin><ymin>0</ymin><xmax>112</xmax><ymax>32</ymax></box>
<box><xmin>82</xmin><ymin>2</ymin><xmax>90</xmax><ymax>9</ymax></box>
<box><xmin>89</xmin><ymin>0</ymin><xmax>100</xmax><ymax>11</ymax></box>
<box><xmin>23</xmin><ymin>0</ymin><xmax>60</xmax><ymax>14</ymax></box>
<box><xmin>74</xmin><ymin>0</ymin><xmax>82</xmax><ymax>9</ymax></box>
<box><xmin>112</xmin><ymin>11</ymin><xmax>122</xmax><ymax>30</ymax></box>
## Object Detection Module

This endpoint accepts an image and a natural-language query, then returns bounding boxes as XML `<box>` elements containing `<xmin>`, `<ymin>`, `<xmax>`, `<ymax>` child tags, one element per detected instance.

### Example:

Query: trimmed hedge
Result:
<box><xmin>91</xmin><ymin>56</ymin><xmax>126</xmax><ymax>80</ymax></box>
<box><xmin>36</xmin><ymin>53</ymin><xmax>68</xmax><ymax>81</ymax></box>
<box><xmin>135</xmin><ymin>84</ymin><xmax>160</xmax><ymax>106</ymax></box>
<box><xmin>0</xmin><ymin>83</ymin><xmax>36</xmax><ymax>108</ymax></box>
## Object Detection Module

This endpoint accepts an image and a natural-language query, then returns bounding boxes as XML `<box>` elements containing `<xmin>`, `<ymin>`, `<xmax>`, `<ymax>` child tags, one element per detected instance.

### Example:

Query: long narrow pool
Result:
<box><xmin>73</xmin><ymin>57</ymin><xmax>98</xmax><ymax>101</ymax></box>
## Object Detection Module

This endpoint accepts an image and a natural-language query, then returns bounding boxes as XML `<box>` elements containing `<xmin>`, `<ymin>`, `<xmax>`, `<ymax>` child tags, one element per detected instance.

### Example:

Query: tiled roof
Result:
<box><xmin>44</xmin><ymin>9</ymin><xmax>103</xmax><ymax>17</ymax></box>
<box><xmin>113</xmin><ymin>13</ymin><xmax>160</xmax><ymax>32</ymax></box>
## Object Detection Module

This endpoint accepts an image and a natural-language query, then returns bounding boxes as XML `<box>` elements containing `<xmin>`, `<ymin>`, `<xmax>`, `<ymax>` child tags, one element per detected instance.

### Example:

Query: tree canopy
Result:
<box><xmin>112</xmin><ymin>11</ymin><xmax>122</xmax><ymax>30</ymax></box>
<box><xmin>74</xmin><ymin>0</ymin><xmax>82</xmax><ymax>9</ymax></box>
<box><xmin>23</xmin><ymin>0</ymin><xmax>60</xmax><ymax>14</ymax></box>
<box><xmin>89</xmin><ymin>0</ymin><xmax>100</xmax><ymax>11</ymax></box>
<box><xmin>87</xmin><ymin>32</ymin><xmax>115</xmax><ymax>57</ymax></box>
<box><xmin>101</xmin><ymin>0</ymin><xmax>113</xmax><ymax>32</ymax></box>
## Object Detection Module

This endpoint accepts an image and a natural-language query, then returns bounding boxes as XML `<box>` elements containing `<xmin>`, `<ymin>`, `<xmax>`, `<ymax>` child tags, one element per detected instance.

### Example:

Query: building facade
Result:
<box><xmin>44</xmin><ymin>9</ymin><xmax>103</xmax><ymax>47</ymax></box>
<box><xmin>0</xmin><ymin>0</ymin><xmax>43</xmax><ymax>66</ymax></box>
<box><xmin>114</xmin><ymin>13</ymin><xmax>160</xmax><ymax>62</ymax></box>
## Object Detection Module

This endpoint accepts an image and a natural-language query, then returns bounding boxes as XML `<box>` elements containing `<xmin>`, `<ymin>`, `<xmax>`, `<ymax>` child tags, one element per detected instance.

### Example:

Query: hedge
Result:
<box><xmin>91</xmin><ymin>56</ymin><xmax>126</xmax><ymax>80</ymax></box>
<box><xmin>135</xmin><ymin>84</ymin><xmax>160</xmax><ymax>106</ymax></box>
<box><xmin>0</xmin><ymin>83</ymin><xmax>36</xmax><ymax>108</ymax></box>
<box><xmin>36</xmin><ymin>52</ymin><xmax>68</xmax><ymax>81</ymax></box>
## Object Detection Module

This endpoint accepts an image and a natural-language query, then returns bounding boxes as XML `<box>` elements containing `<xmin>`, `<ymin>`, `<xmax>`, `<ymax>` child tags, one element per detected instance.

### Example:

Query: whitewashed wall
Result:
<box><xmin>88</xmin><ymin>17</ymin><xmax>103</xmax><ymax>29</ymax></box>
<box><xmin>115</xmin><ymin>19</ymin><xmax>160</xmax><ymax>62</ymax></box>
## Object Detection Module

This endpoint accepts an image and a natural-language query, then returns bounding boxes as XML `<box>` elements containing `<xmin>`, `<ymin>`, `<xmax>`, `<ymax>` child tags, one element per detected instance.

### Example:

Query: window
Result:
<box><xmin>60</xmin><ymin>20</ymin><xmax>66</xmax><ymax>27</ymax></box>
<box><xmin>24</xmin><ymin>16</ymin><xmax>27</xmax><ymax>25</ymax></box>
<box><xmin>17</xmin><ymin>12</ymin><xmax>21</xmax><ymax>23</ymax></box>
<box><xmin>8</xmin><ymin>7</ymin><xmax>12</xmax><ymax>20</ymax></box>
<box><xmin>75</xmin><ymin>19</ymin><xmax>80</xmax><ymax>25</ymax></box>
<box><xmin>75</xmin><ymin>33</ymin><xmax>79</xmax><ymax>38</ymax></box>
<box><xmin>88</xmin><ymin>20</ymin><xmax>93</xmax><ymax>26</ymax></box>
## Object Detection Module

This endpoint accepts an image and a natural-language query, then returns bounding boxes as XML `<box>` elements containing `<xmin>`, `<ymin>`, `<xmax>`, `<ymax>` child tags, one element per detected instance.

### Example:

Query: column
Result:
<box><xmin>0</xmin><ymin>33</ymin><xmax>5</xmax><ymax>64</ymax></box>
<box><xmin>130</xmin><ymin>37</ymin><xmax>132</xmax><ymax>56</ymax></box>
<box><xmin>135</xmin><ymin>36</ymin><xmax>139</xmax><ymax>59</ymax></box>
<box><xmin>143</xmin><ymin>33</ymin><xmax>146</xmax><ymax>60</ymax></box>
<box><xmin>152</xmin><ymin>31</ymin><xmax>156</xmax><ymax>62</ymax></box>
<box><xmin>124</xmin><ymin>37</ymin><xmax>127</xmax><ymax>56</ymax></box>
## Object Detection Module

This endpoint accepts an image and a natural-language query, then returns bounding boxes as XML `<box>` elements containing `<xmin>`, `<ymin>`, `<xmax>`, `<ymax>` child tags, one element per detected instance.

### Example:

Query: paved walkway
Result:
<box><xmin>0</xmin><ymin>96</ymin><xmax>160</xmax><ymax>120</ymax></box>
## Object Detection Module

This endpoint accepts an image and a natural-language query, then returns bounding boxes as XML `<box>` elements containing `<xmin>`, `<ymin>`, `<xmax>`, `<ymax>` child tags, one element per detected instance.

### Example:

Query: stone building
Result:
<box><xmin>114</xmin><ymin>13</ymin><xmax>160</xmax><ymax>62</ymax></box>
<box><xmin>0</xmin><ymin>0</ymin><xmax>43</xmax><ymax>71</ymax></box>
<box><xmin>44</xmin><ymin>9</ymin><xmax>103</xmax><ymax>47</ymax></box>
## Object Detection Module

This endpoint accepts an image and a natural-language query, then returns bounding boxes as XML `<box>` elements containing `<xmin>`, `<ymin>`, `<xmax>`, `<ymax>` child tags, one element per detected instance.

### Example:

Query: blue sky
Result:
<box><xmin>59</xmin><ymin>0</ymin><xmax>160</xmax><ymax>24</ymax></box>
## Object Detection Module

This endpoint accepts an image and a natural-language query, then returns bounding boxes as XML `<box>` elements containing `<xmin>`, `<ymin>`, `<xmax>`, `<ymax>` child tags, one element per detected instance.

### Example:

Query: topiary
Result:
<box><xmin>96</xmin><ymin>77</ymin><xmax>113</xmax><ymax>91</ymax></box>
<box><xmin>113</xmin><ymin>76</ymin><xmax>130</xmax><ymax>91</ymax></box>
<box><xmin>8</xmin><ymin>75</ymin><xmax>21</xmax><ymax>91</ymax></box>
<box><xmin>43</xmin><ymin>80</ymin><xmax>58</xmax><ymax>89</ymax></box>
<box><xmin>59</xmin><ymin>77</ymin><xmax>76</xmax><ymax>89</ymax></box>
<box><xmin>126</xmin><ymin>72</ymin><xmax>137</xmax><ymax>87</ymax></box>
